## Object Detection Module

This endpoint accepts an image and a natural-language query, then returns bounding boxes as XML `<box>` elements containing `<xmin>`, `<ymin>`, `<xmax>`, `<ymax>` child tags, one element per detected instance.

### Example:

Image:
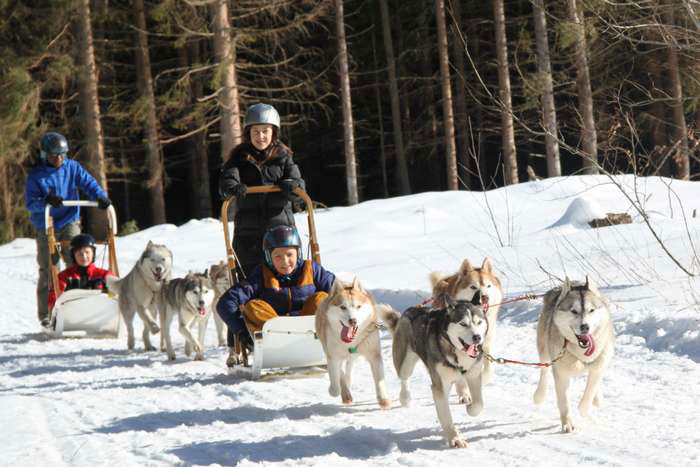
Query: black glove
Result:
<box><xmin>97</xmin><ymin>197</ymin><xmax>112</xmax><ymax>210</ymax></box>
<box><xmin>227</xmin><ymin>184</ymin><xmax>247</xmax><ymax>199</ymax></box>
<box><xmin>46</xmin><ymin>194</ymin><xmax>63</xmax><ymax>208</ymax></box>
<box><xmin>276</xmin><ymin>179</ymin><xmax>300</xmax><ymax>195</ymax></box>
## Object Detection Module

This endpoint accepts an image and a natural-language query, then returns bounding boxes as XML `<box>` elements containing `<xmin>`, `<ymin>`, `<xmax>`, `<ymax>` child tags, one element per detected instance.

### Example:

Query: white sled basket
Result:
<box><xmin>250</xmin><ymin>315</ymin><xmax>327</xmax><ymax>379</ymax></box>
<box><xmin>51</xmin><ymin>289</ymin><xmax>121</xmax><ymax>338</ymax></box>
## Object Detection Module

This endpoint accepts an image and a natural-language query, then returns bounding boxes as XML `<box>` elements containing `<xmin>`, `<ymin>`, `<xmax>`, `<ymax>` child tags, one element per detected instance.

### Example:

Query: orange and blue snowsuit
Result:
<box><xmin>216</xmin><ymin>259</ymin><xmax>335</xmax><ymax>334</ymax></box>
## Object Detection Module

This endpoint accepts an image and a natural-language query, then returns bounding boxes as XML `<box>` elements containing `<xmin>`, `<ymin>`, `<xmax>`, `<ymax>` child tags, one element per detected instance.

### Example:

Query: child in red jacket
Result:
<box><xmin>47</xmin><ymin>234</ymin><xmax>114</xmax><ymax>311</ymax></box>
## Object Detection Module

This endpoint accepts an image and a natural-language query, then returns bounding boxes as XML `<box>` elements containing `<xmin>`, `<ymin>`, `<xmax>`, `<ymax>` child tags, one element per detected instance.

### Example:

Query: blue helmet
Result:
<box><xmin>40</xmin><ymin>131</ymin><xmax>69</xmax><ymax>162</ymax></box>
<box><xmin>262</xmin><ymin>225</ymin><xmax>301</xmax><ymax>271</ymax></box>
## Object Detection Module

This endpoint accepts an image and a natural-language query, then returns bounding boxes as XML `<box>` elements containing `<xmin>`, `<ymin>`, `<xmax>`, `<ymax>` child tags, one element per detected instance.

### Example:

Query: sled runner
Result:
<box><xmin>221</xmin><ymin>186</ymin><xmax>325</xmax><ymax>379</ymax></box>
<box><xmin>45</xmin><ymin>200</ymin><xmax>121</xmax><ymax>338</ymax></box>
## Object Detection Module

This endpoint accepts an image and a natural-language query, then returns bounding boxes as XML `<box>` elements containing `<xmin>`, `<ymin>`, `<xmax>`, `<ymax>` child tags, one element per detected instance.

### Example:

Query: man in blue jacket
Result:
<box><xmin>24</xmin><ymin>131</ymin><xmax>112</xmax><ymax>329</ymax></box>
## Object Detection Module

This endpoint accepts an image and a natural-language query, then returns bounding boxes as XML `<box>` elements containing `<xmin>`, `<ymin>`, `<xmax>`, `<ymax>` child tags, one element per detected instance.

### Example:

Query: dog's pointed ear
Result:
<box><xmin>471</xmin><ymin>289</ymin><xmax>482</xmax><ymax>306</ymax></box>
<box><xmin>444</xmin><ymin>293</ymin><xmax>456</xmax><ymax>309</ymax></box>
<box><xmin>203</xmin><ymin>268</ymin><xmax>208</xmax><ymax>278</ymax></box>
<box><xmin>558</xmin><ymin>277</ymin><xmax>572</xmax><ymax>304</ymax></box>
<box><xmin>458</xmin><ymin>259</ymin><xmax>473</xmax><ymax>277</ymax></box>
<box><xmin>331</xmin><ymin>278</ymin><xmax>344</xmax><ymax>294</ymax></box>
<box><xmin>584</xmin><ymin>275</ymin><xmax>598</xmax><ymax>293</ymax></box>
<box><xmin>147</xmin><ymin>240</ymin><xmax>154</xmax><ymax>248</ymax></box>
<box><xmin>481</xmin><ymin>257</ymin><xmax>493</xmax><ymax>274</ymax></box>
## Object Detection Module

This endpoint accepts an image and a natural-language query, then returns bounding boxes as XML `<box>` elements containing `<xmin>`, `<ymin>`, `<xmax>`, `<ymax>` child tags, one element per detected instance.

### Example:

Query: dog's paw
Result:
<box><xmin>449</xmin><ymin>435</ymin><xmax>468</xmax><ymax>448</ymax></box>
<box><xmin>328</xmin><ymin>385</ymin><xmax>340</xmax><ymax>398</ymax></box>
<box><xmin>144</xmin><ymin>344</ymin><xmax>156</xmax><ymax>352</ymax></box>
<box><xmin>194</xmin><ymin>354</ymin><xmax>204</xmax><ymax>361</ymax></box>
<box><xmin>168</xmin><ymin>353</ymin><xmax>176</xmax><ymax>361</ymax></box>
<box><xmin>466</xmin><ymin>401</ymin><xmax>483</xmax><ymax>417</ymax></box>
<box><xmin>341</xmin><ymin>393</ymin><xmax>353</xmax><ymax>404</ymax></box>
<box><xmin>562</xmin><ymin>417</ymin><xmax>576</xmax><ymax>433</ymax></box>
<box><xmin>149</xmin><ymin>324</ymin><xmax>160</xmax><ymax>334</ymax></box>
<box><xmin>378</xmin><ymin>398</ymin><xmax>391</xmax><ymax>410</ymax></box>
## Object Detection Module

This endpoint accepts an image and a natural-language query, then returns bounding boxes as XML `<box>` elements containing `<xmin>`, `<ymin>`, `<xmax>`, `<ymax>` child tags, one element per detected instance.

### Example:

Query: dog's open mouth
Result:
<box><xmin>198</xmin><ymin>306</ymin><xmax>207</xmax><ymax>316</ymax></box>
<box><xmin>481</xmin><ymin>296</ymin><xmax>490</xmax><ymax>313</ymax></box>
<box><xmin>576</xmin><ymin>333</ymin><xmax>596</xmax><ymax>356</ymax></box>
<box><xmin>152</xmin><ymin>270</ymin><xmax>163</xmax><ymax>281</ymax></box>
<box><xmin>459</xmin><ymin>338</ymin><xmax>480</xmax><ymax>358</ymax></box>
<box><xmin>340</xmin><ymin>323</ymin><xmax>358</xmax><ymax>343</ymax></box>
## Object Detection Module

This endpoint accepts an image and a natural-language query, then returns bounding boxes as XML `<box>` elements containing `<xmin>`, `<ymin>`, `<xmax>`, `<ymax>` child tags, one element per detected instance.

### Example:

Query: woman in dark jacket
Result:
<box><xmin>219</xmin><ymin>103</ymin><xmax>306</xmax><ymax>278</ymax></box>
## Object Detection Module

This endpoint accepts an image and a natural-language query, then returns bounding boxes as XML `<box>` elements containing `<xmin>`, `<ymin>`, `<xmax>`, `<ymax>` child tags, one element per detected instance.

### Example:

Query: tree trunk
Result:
<box><xmin>379</xmin><ymin>0</ymin><xmax>411</xmax><ymax>195</ymax></box>
<box><xmin>532</xmin><ymin>0</ymin><xmax>561</xmax><ymax>177</ymax></box>
<box><xmin>372</xmin><ymin>24</ymin><xmax>389</xmax><ymax>198</ymax></box>
<box><xmin>0</xmin><ymin>157</ymin><xmax>13</xmax><ymax>240</ymax></box>
<box><xmin>334</xmin><ymin>0</ymin><xmax>359</xmax><ymax>205</ymax></box>
<box><xmin>435</xmin><ymin>0</ymin><xmax>458</xmax><ymax>190</ymax></box>
<box><xmin>661</xmin><ymin>3</ymin><xmax>690</xmax><ymax>180</ymax></box>
<box><xmin>134</xmin><ymin>0</ymin><xmax>166</xmax><ymax>225</ymax></box>
<box><xmin>211</xmin><ymin>0</ymin><xmax>242</xmax><ymax>162</ymax></box>
<box><xmin>567</xmin><ymin>0</ymin><xmax>598</xmax><ymax>174</ymax></box>
<box><xmin>451</xmin><ymin>0</ymin><xmax>470</xmax><ymax>189</ymax></box>
<box><xmin>649</xmin><ymin>51</ymin><xmax>670</xmax><ymax>176</ymax></box>
<box><xmin>180</xmin><ymin>41</ymin><xmax>212</xmax><ymax>218</ymax></box>
<box><xmin>493</xmin><ymin>0</ymin><xmax>518</xmax><ymax>185</ymax></box>
<box><xmin>76</xmin><ymin>0</ymin><xmax>109</xmax><ymax>234</ymax></box>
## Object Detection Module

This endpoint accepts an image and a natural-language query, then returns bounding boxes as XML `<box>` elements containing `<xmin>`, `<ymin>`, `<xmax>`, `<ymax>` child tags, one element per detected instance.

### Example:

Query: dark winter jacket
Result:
<box><xmin>47</xmin><ymin>262</ymin><xmax>114</xmax><ymax>311</ymax></box>
<box><xmin>216</xmin><ymin>259</ymin><xmax>335</xmax><ymax>334</ymax></box>
<box><xmin>25</xmin><ymin>159</ymin><xmax>107</xmax><ymax>230</ymax></box>
<box><xmin>218</xmin><ymin>142</ymin><xmax>305</xmax><ymax>272</ymax></box>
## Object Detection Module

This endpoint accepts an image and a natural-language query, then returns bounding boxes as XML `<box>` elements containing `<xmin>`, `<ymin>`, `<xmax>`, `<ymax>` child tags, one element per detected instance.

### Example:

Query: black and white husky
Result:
<box><xmin>380</xmin><ymin>292</ymin><xmax>489</xmax><ymax>448</ymax></box>
<box><xmin>158</xmin><ymin>271</ymin><xmax>215</xmax><ymax>361</ymax></box>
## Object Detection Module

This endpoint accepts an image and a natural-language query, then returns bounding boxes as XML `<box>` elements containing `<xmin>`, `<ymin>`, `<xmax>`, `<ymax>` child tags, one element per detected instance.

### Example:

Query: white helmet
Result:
<box><xmin>244</xmin><ymin>103</ymin><xmax>280</xmax><ymax>129</ymax></box>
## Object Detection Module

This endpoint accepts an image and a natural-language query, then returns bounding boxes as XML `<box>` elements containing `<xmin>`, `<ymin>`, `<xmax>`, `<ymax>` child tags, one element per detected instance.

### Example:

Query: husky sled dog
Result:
<box><xmin>533</xmin><ymin>277</ymin><xmax>615</xmax><ymax>433</ymax></box>
<box><xmin>158</xmin><ymin>271</ymin><xmax>216</xmax><ymax>361</ymax></box>
<box><xmin>315</xmin><ymin>278</ymin><xmax>391</xmax><ymax>409</ymax></box>
<box><xmin>430</xmin><ymin>258</ymin><xmax>502</xmax><ymax>384</ymax></box>
<box><xmin>380</xmin><ymin>292</ymin><xmax>489</xmax><ymax>448</ymax></box>
<box><xmin>207</xmin><ymin>261</ymin><xmax>230</xmax><ymax>347</ymax></box>
<box><xmin>107</xmin><ymin>241</ymin><xmax>173</xmax><ymax>350</ymax></box>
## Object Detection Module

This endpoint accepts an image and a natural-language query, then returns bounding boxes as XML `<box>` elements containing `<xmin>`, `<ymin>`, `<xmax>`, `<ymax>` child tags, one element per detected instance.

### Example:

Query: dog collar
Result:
<box><xmin>348</xmin><ymin>346</ymin><xmax>358</xmax><ymax>354</ymax></box>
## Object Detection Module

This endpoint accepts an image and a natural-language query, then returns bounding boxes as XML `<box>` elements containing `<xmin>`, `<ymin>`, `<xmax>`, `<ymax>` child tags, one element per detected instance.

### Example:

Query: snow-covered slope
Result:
<box><xmin>1</xmin><ymin>175</ymin><xmax>699</xmax><ymax>466</ymax></box>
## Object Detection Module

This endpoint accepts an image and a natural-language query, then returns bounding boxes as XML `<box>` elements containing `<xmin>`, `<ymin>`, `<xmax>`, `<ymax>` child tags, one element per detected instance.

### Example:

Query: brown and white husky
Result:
<box><xmin>315</xmin><ymin>278</ymin><xmax>391</xmax><ymax>409</ymax></box>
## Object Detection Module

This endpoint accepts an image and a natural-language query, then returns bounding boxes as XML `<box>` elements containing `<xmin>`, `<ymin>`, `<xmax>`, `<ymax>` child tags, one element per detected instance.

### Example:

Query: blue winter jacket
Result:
<box><xmin>25</xmin><ymin>159</ymin><xmax>107</xmax><ymax>230</ymax></box>
<box><xmin>216</xmin><ymin>259</ymin><xmax>335</xmax><ymax>334</ymax></box>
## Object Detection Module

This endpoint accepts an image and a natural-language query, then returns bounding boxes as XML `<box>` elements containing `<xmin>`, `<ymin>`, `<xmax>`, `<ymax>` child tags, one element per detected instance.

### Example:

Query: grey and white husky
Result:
<box><xmin>380</xmin><ymin>292</ymin><xmax>489</xmax><ymax>448</ymax></box>
<box><xmin>158</xmin><ymin>271</ymin><xmax>216</xmax><ymax>361</ymax></box>
<box><xmin>107</xmin><ymin>241</ymin><xmax>173</xmax><ymax>351</ymax></box>
<box><xmin>533</xmin><ymin>277</ymin><xmax>615</xmax><ymax>433</ymax></box>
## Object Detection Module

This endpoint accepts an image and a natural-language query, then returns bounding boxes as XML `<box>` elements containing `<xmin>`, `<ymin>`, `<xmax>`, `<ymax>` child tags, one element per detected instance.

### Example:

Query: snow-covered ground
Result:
<box><xmin>1</xmin><ymin>175</ymin><xmax>699</xmax><ymax>466</ymax></box>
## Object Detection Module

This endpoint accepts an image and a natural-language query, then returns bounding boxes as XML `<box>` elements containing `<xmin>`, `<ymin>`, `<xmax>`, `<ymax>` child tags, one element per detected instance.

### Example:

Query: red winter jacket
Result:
<box><xmin>48</xmin><ymin>263</ymin><xmax>114</xmax><ymax>311</ymax></box>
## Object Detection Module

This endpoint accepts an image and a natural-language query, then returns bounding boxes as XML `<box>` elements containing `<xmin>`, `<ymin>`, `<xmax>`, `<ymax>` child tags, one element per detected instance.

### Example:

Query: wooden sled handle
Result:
<box><xmin>220</xmin><ymin>186</ymin><xmax>321</xmax><ymax>285</ymax></box>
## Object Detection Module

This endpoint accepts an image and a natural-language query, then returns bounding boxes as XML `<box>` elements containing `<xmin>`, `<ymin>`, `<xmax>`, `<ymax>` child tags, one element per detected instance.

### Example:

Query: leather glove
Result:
<box><xmin>276</xmin><ymin>179</ymin><xmax>300</xmax><ymax>196</ymax></box>
<box><xmin>46</xmin><ymin>193</ymin><xmax>63</xmax><ymax>208</ymax></box>
<box><xmin>97</xmin><ymin>197</ymin><xmax>112</xmax><ymax>210</ymax></box>
<box><xmin>228</xmin><ymin>184</ymin><xmax>248</xmax><ymax>199</ymax></box>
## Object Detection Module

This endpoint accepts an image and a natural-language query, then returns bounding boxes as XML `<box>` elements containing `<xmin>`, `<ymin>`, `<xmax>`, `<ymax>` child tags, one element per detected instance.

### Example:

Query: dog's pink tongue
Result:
<box><xmin>465</xmin><ymin>344</ymin><xmax>479</xmax><ymax>358</ymax></box>
<box><xmin>341</xmin><ymin>325</ymin><xmax>358</xmax><ymax>343</ymax></box>
<box><xmin>577</xmin><ymin>334</ymin><xmax>596</xmax><ymax>356</ymax></box>
<box><xmin>198</xmin><ymin>306</ymin><xmax>207</xmax><ymax>316</ymax></box>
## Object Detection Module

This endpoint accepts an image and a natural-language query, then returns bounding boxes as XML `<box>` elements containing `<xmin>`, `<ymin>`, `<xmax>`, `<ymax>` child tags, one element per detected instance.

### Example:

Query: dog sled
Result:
<box><xmin>45</xmin><ymin>200</ymin><xmax>122</xmax><ymax>338</ymax></box>
<box><xmin>221</xmin><ymin>186</ymin><xmax>326</xmax><ymax>379</ymax></box>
